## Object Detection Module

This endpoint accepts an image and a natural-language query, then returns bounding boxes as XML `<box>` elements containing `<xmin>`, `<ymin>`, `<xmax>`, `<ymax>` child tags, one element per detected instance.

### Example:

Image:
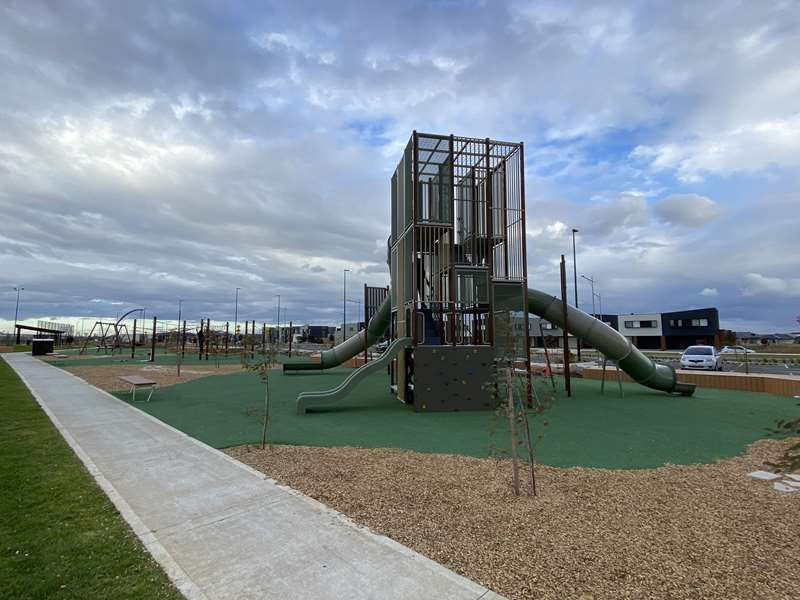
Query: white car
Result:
<box><xmin>680</xmin><ymin>345</ymin><xmax>723</xmax><ymax>371</ymax></box>
<box><xmin>720</xmin><ymin>345</ymin><xmax>755</xmax><ymax>354</ymax></box>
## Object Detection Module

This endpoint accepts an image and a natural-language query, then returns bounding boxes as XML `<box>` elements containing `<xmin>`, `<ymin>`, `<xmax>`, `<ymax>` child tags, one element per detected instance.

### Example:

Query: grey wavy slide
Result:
<box><xmin>295</xmin><ymin>337</ymin><xmax>412</xmax><ymax>414</ymax></box>
<box><xmin>285</xmin><ymin>288</ymin><xmax>694</xmax><ymax>410</ymax></box>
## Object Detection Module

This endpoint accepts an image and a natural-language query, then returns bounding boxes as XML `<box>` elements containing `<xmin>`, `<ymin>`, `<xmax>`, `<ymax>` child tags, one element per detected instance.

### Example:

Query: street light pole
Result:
<box><xmin>275</xmin><ymin>295</ymin><xmax>281</xmax><ymax>348</ymax></box>
<box><xmin>571</xmin><ymin>229</ymin><xmax>580</xmax><ymax>360</ymax></box>
<box><xmin>581</xmin><ymin>275</ymin><xmax>596</xmax><ymax>319</ymax></box>
<box><xmin>13</xmin><ymin>286</ymin><xmax>24</xmax><ymax>329</ymax></box>
<box><xmin>343</xmin><ymin>269</ymin><xmax>350</xmax><ymax>342</ymax></box>
<box><xmin>177</xmin><ymin>299</ymin><xmax>183</xmax><ymax>376</ymax></box>
<box><xmin>596</xmin><ymin>293</ymin><xmax>603</xmax><ymax>323</ymax></box>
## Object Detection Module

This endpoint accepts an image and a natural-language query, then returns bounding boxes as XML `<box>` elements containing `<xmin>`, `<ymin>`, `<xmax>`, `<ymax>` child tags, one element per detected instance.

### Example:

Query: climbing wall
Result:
<box><xmin>413</xmin><ymin>345</ymin><xmax>495</xmax><ymax>412</ymax></box>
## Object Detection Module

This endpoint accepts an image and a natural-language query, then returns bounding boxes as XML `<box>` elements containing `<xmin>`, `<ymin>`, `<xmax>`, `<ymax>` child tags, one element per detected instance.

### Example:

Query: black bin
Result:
<box><xmin>32</xmin><ymin>338</ymin><xmax>55</xmax><ymax>356</ymax></box>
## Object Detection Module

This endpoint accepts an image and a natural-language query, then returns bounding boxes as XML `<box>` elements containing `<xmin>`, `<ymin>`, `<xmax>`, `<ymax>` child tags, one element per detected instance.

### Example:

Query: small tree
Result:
<box><xmin>246</xmin><ymin>343</ymin><xmax>277</xmax><ymax>450</ymax></box>
<box><xmin>486</xmin><ymin>311</ymin><xmax>554</xmax><ymax>497</ymax></box>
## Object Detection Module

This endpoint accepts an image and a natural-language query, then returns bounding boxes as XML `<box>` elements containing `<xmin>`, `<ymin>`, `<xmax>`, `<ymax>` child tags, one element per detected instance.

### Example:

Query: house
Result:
<box><xmin>661</xmin><ymin>308</ymin><xmax>720</xmax><ymax>350</ymax></box>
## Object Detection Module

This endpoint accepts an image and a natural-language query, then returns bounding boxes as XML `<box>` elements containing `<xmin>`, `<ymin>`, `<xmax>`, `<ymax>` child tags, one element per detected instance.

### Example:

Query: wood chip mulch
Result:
<box><xmin>227</xmin><ymin>440</ymin><xmax>800</xmax><ymax>600</ymax></box>
<box><xmin>64</xmin><ymin>363</ymin><xmax>244</xmax><ymax>391</ymax></box>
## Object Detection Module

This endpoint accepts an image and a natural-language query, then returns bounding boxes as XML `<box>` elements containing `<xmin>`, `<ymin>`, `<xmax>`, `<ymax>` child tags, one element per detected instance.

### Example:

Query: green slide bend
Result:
<box><xmin>296</xmin><ymin>337</ymin><xmax>412</xmax><ymax>414</ymax></box>
<box><xmin>527</xmin><ymin>288</ymin><xmax>695</xmax><ymax>396</ymax></box>
<box><xmin>283</xmin><ymin>295</ymin><xmax>392</xmax><ymax>372</ymax></box>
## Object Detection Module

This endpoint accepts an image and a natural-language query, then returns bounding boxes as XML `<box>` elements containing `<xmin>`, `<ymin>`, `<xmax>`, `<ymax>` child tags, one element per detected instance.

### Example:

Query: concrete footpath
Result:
<box><xmin>4</xmin><ymin>353</ymin><xmax>502</xmax><ymax>600</ymax></box>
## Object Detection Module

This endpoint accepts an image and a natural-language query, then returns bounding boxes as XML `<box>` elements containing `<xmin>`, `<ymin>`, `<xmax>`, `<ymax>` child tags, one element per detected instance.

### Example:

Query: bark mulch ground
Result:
<box><xmin>64</xmin><ymin>363</ymin><xmax>245</xmax><ymax>391</ymax></box>
<box><xmin>227</xmin><ymin>440</ymin><xmax>800</xmax><ymax>600</ymax></box>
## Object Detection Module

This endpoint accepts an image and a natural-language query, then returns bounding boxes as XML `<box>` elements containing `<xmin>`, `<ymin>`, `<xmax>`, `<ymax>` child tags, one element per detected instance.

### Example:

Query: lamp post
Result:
<box><xmin>275</xmin><ymin>295</ymin><xmax>281</xmax><ymax>347</ymax></box>
<box><xmin>346</xmin><ymin>298</ymin><xmax>362</xmax><ymax>331</ymax></box>
<box><xmin>13</xmin><ymin>286</ymin><xmax>24</xmax><ymax>329</ymax></box>
<box><xmin>343</xmin><ymin>269</ymin><xmax>350</xmax><ymax>342</ymax></box>
<box><xmin>177</xmin><ymin>299</ymin><xmax>183</xmax><ymax>376</ymax></box>
<box><xmin>13</xmin><ymin>286</ymin><xmax>24</xmax><ymax>345</ymax></box>
<box><xmin>595</xmin><ymin>293</ymin><xmax>603</xmax><ymax>323</ymax></box>
<box><xmin>571</xmin><ymin>228</ymin><xmax>580</xmax><ymax>360</ymax></box>
<box><xmin>581</xmin><ymin>275</ymin><xmax>596</xmax><ymax>319</ymax></box>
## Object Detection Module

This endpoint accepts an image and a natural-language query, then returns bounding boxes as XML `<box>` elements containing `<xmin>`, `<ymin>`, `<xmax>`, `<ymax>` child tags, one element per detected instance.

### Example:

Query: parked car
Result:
<box><xmin>720</xmin><ymin>345</ymin><xmax>755</xmax><ymax>354</ymax></box>
<box><xmin>375</xmin><ymin>340</ymin><xmax>390</xmax><ymax>353</ymax></box>
<box><xmin>680</xmin><ymin>345</ymin><xmax>723</xmax><ymax>371</ymax></box>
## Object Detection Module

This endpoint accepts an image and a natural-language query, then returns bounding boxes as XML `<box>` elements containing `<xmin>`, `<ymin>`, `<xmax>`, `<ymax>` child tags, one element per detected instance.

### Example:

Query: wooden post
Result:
<box><xmin>485</xmin><ymin>137</ymin><xmax>494</xmax><ymax>346</ymax></box>
<box><xmin>288</xmin><ymin>320</ymin><xmax>293</xmax><ymax>357</ymax></box>
<box><xmin>539</xmin><ymin>322</ymin><xmax>556</xmax><ymax>390</ymax></box>
<box><xmin>205</xmin><ymin>319</ymin><xmax>210</xmax><ymax>361</ymax></box>
<box><xmin>364</xmin><ymin>284</ymin><xmax>368</xmax><ymax>364</ymax></box>
<box><xmin>601</xmin><ymin>356</ymin><xmax>607</xmax><ymax>394</ymax></box>
<box><xmin>225</xmin><ymin>321</ymin><xmax>229</xmax><ymax>355</ymax></box>
<box><xmin>261</xmin><ymin>322</ymin><xmax>266</xmax><ymax>358</ymax></box>
<box><xmin>560</xmin><ymin>255</ymin><xmax>571</xmax><ymax>397</ymax></box>
<box><xmin>505</xmin><ymin>367</ymin><xmax>520</xmax><ymax>496</ymax></box>
<box><xmin>131</xmin><ymin>319</ymin><xmax>137</xmax><ymax>359</ymax></box>
<box><xmin>150</xmin><ymin>317</ymin><xmax>156</xmax><ymax>362</ymax></box>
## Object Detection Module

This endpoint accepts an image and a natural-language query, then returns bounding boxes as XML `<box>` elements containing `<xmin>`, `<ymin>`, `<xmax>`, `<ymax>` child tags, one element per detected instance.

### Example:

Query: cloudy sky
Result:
<box><xmin>1</xmin><ymin>0</ymin><xmax>799</xmax><ymax>333</ymax></box>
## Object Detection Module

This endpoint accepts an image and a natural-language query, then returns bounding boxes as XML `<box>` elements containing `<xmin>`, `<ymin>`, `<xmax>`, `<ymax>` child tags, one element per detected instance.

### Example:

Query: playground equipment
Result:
<box><xmin>296</xmin><ymin>337</ymin><xmax>412</xmax><ymax>414</ymax></box>
<box><xmin>285</xmin><ymin>131</ymin><xmax>695</xmax><ymax>412</ymax></box>
<box><xmin>79</xmin><ymin>308</ymin><xmax>144</xmax><ymax>355</ymax></box>
<box><xmin>80</xmin><ymin>321</ymin><xmax>132</xmax><ymax>354</ymax></box>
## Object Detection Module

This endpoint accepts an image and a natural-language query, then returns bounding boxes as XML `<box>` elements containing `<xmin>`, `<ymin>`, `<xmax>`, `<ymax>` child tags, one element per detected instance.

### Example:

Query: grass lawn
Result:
<box><xmin>0</xmin><ymin>357</ymin><xmax>182</xmax><ymax>600</ymax></box>
<box><xmin>118</xmin><ymin>366</ymin><xmax>797</xmax><ymax>469</ymax></box>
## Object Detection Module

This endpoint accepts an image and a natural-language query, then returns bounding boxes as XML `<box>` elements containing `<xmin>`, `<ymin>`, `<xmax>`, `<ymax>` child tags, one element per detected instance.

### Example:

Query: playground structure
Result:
<box><xmin>79</xmin><ymin>320</ymin><xmax>133</xmax><ymax>355</ymax></box>
<box><xmin>285</xmin><ymin>131</ymin><xmax>696</xmax><ymax>412</ymax></box>
<box><xmin>14</xmin><ymin>322</ymin><xmax>73</xmax><ymax>346</ymax></box>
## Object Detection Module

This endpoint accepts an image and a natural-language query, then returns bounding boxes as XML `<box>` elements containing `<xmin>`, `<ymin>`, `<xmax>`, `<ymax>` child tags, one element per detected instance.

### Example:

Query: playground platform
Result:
<box><xmin>2</xmin><ymin>353</ymin><xmax>501</xmax><ymax>600</ymax></box>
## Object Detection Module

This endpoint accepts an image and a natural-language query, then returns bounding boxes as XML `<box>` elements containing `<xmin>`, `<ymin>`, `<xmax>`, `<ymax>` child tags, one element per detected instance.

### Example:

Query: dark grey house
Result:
<box><xmin>661</xmin><ymin>307</ymin><xmax>720</xmax><ymax>350</ymax></box>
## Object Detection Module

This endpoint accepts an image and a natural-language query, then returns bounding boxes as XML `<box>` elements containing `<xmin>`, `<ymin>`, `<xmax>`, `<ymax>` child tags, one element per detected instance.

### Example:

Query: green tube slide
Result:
<box><xmin>285</xmin><ymin>286</ymin><xmax>694</xmax><ymax>397</ymax></box>
<box><xmin>527</xmin><ymin>288</ymin><xmax>695</xmax><ymax>396</ymax></box>
<box><xmin>283</xmin><ymin>295</ymin><xmax>392</xmax><ymax>371</ymax></box>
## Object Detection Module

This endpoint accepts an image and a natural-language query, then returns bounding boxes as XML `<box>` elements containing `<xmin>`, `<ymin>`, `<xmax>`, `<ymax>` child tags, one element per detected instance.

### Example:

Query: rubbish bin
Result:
<box><xmin>32</xmin><ymin>338</ymin><xmax>54</xmax><ymax>356</ymax></box>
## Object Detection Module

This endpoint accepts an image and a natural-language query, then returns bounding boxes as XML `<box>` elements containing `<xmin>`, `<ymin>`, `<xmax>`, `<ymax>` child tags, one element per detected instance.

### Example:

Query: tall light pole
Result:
<box><xmin>346</xmin><ymin>298</ymin><xmax>362</xmax><ymax>329</ymax></box>
<box><xmin>571</xmin><ymin>228</ymin><xmax>580</xmax><ymax>360</ymax></box>
<box><xmin>13</xmin><ymin>286</ymin><xmax>24</xmax><ymax>329</ymax></box>
<box><xmin>275</xmin><ymin>295</ymin><xmax>281</xmax><ymax>346</ymax></box>
<box><xmin>177</xmin><ymin>299</ymin><xmax>183</xmax><ymax>376</ymax></box>
<box><xmin>343</xmin><ymin>269</ymin><xmax>350</xmax><ymax>342</ymax></box>
<box><xmin>234</xmin><ymin>287</ymin><xmax>241</xmax><ymax>337</ymax></box>
<box><xmin>581</xmin><ymin>275</ymin><xmax>596</xmax><ymax>319</ymax></box>
<box><xmin>596</xmin><ymin>293</ymin><xmax>603</xmax><ymax>323</ymax></box>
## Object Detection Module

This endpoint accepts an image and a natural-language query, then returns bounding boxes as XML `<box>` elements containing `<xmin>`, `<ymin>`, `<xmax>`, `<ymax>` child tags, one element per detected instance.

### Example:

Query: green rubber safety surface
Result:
<box><xmin>117</xmin><ymin>369</ymin><xmax>796</xmax><ymax>469</ymax></box>
<box><xmin>48</xmin><ymin>347</ymin><xmax>304</xmax><ymax>368</ymax></box>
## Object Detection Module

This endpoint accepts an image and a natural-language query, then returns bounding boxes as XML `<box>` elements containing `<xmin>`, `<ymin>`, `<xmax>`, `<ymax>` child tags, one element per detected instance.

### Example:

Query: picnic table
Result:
<box><xmin>118</xmin><ymin>375</ymin><xmax>157</xmax><ymax>402</ymax></box>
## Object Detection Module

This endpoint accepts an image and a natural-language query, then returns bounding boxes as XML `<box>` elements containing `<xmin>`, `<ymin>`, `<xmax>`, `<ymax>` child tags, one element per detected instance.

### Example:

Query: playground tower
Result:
<box><xmin>389</xmin><ymin>132</ymin><xmax>531</xmax><ymax>410</ymax></box>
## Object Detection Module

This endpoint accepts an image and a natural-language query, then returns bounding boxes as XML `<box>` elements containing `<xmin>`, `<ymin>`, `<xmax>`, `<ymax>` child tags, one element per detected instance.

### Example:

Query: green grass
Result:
<box><xmin>0</xmin><ymin>358</ymin><xmax>182</xmax><ymax>600</ymax></box>
<box><xmin>117</xmin><ymin>367</ymin><xmax>797</xmax><ymax>469</ymax></box>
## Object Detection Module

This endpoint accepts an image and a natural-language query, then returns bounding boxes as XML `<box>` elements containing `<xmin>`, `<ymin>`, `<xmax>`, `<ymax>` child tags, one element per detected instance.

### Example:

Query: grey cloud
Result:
<box><xmin>1</xmin><ymin>1</ymin><xmax>799</xmax><ymax>331</ymax></box>
<box><xmin>654</xmin><ymin>194</ymin><xmax>722</xmax><ymax>226</ymax></box>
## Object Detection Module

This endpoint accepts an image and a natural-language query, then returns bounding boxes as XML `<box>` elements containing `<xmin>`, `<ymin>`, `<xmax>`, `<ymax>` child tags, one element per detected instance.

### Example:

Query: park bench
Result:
<box><xmin>118</xmin><ymin>375</ymin><xmax>157</xmax><ymax>402</ymax></box>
